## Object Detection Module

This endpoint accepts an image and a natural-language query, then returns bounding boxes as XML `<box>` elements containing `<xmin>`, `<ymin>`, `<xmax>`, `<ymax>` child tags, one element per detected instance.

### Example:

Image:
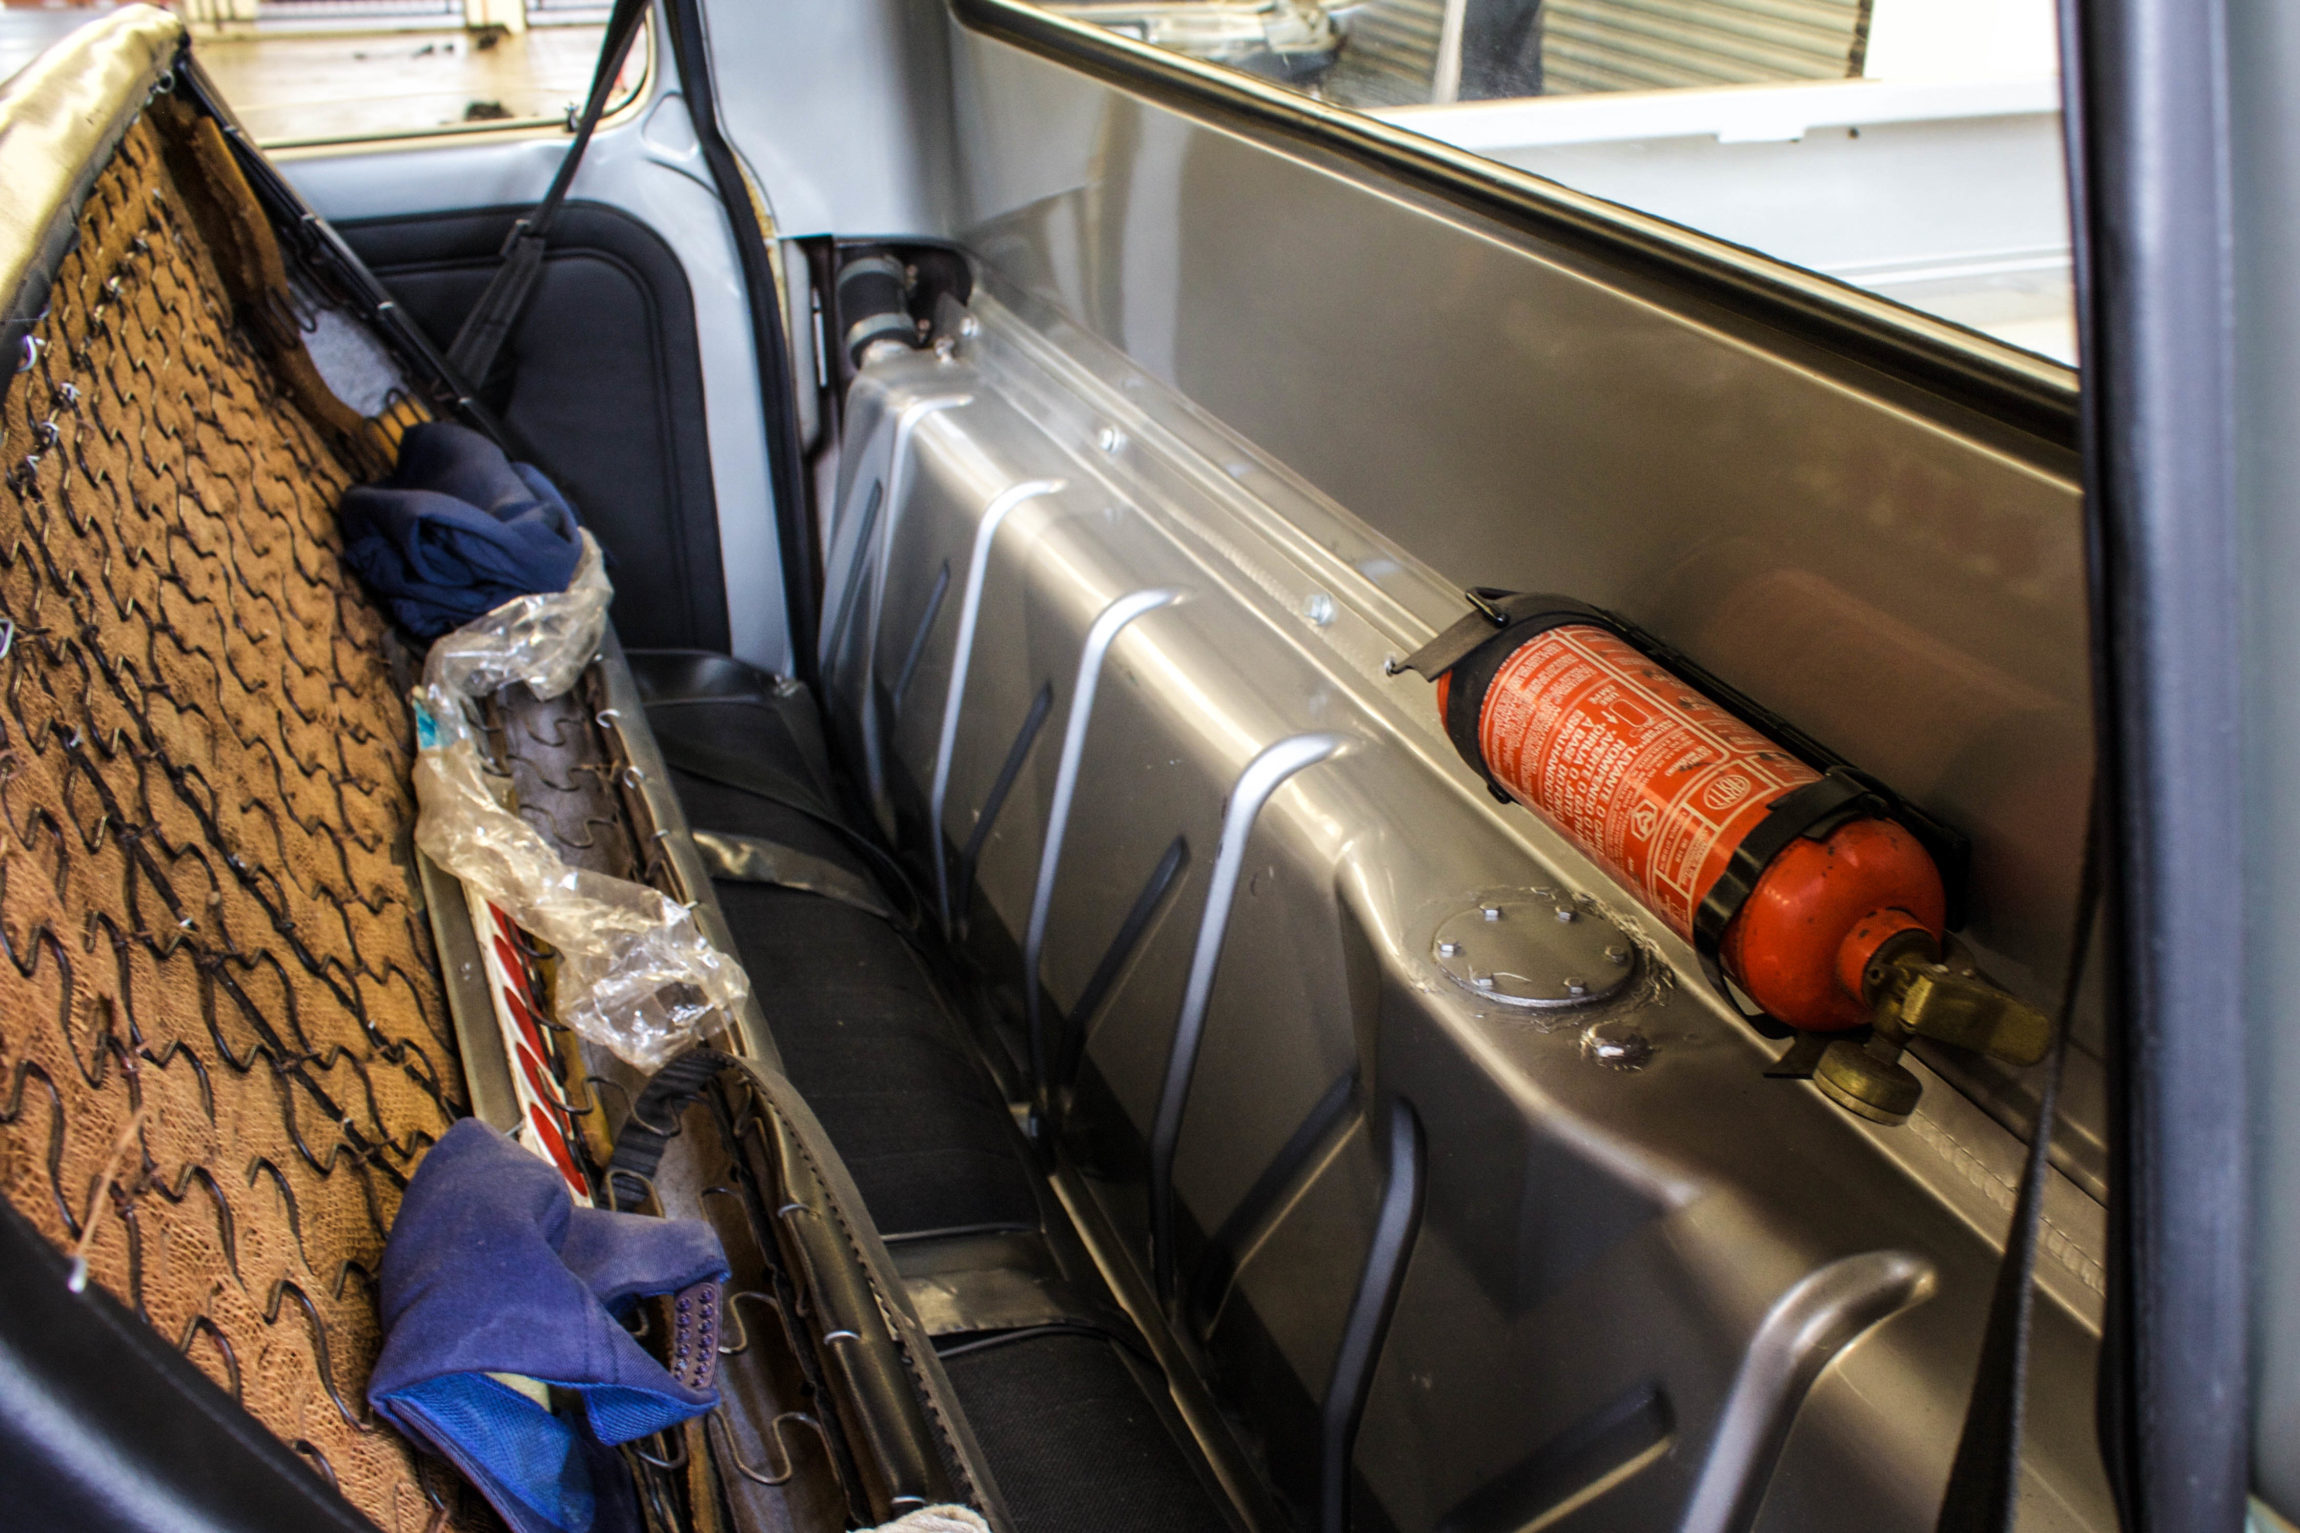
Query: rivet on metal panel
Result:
<box><xmin>1432</xmin><ymin>897</ymin><xmax>1636</xmax><ymax>1010</ymax></box>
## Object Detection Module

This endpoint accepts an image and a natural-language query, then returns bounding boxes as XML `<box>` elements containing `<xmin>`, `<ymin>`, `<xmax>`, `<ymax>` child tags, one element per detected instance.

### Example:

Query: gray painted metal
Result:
<box><xmin>1152</xmin><ymin>730</ymin><xmax>1349</xmax><ymax>1298</ymax></box>
<box><xmin>949</xmin><ymin>22</ymin><xmax>2105</xmax><ymax>1197</ymax></box>
<box><xmin>1024</xmin><ymin>585</ymin><xmax>1186</xmax><ymax>1094</ymax></box>
<box><xmin>814</xmin><ymin>274</ymin><xmax>2112</xmax><ymax>1526</ymax></box>
<box><xmin>693</xmin><ymin>0</ymin><xmax>958</xmax><ymax>237</ymax></box>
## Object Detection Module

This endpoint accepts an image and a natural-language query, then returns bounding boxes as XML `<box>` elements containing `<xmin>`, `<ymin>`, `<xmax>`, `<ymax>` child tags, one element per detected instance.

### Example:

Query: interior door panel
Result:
<box><xmin>339</xmin><ymin>200</ymin><xmax>731</xmax><ymax>651</ymax></box>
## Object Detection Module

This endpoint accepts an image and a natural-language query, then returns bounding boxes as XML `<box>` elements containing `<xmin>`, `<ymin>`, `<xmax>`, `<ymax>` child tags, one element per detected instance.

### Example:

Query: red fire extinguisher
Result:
<box><xmin>1402</xmin><ymin>590</ymin><xmax>2046</xmax><ymax>1121</ymax></box>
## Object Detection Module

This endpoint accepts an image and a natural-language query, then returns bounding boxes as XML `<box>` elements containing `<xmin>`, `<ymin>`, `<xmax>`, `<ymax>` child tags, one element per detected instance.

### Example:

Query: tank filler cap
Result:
<box><xmin>1432</xmin><ymin>895</ymin><xmax>1636</xmax><ymax>1009</ymax></box>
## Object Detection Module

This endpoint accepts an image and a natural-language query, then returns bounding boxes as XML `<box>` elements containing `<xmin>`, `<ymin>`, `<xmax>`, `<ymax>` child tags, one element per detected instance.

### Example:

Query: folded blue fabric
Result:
<box><xmin>370</xmin><ymin>1120</ymin><xmax>728</xmax><ymax>1533</ymax></box>
<box><xmin>340</xmin><ymin>420</ymin><xmax>585</xmax><ymax>639</ymax></box>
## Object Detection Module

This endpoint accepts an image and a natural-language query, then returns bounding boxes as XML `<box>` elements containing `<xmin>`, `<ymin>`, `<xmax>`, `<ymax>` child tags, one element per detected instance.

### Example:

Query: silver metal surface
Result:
<box><xmin>1150</xmin><ymin>730</ymin><xmax>1348</xmax><ymax>1296</ymax></box>
<box><xmin>1675</xmin><ymin>1250</ymin><xmax>1937</xmax><ymax>1533</ymax></box>
<box><xmin>1023</xmin><ymin>585</ymin><xmax>1186</xmax><ymax>1092</ymax></box>
<box><xmin>830</xmin><ymin>282</ymin><xmax>2114</xmax><ymax>1528</ymax></box>
<box><xmin>416</xmin><ymin>849</ymin><xmax>520</xmax><ymax>1130</ymax></box>
<box><xmin>947</xmin><ymin>23</ymin><xmax>2104</xmax><ymax>1194</ymax></box>
<box><xmin>1431</xmin><ymin>894</ymin><xmax>1636</xmax><ymax>1007</ymax></box>
<box><xmin>929</xmin><ymin>476</ymin><xmax>1069</xmax><ymax>929</ymax></box>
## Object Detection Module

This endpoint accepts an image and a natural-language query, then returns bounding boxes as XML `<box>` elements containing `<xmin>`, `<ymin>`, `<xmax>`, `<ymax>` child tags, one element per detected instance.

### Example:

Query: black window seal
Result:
<box><xmin>946</xmin><ymin>0</ymin><xmax>2081</xmax><ymax>448</ymax></box>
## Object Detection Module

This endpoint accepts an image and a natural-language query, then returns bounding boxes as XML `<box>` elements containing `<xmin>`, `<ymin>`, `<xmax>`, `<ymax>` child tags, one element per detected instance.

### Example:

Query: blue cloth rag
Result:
<box><xmin>370</xmin><ymin>1120</ymin><xmax>729</xmax><ymax>1533</ymax></box>
<box><xmin>340</xmin><ymin>421</ymin><xmax>585</xmax><ymax>639</ymax></box>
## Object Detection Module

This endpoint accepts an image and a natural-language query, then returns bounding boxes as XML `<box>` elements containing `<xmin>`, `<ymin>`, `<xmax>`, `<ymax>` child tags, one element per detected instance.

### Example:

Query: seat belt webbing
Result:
<box><xmin>444</xmin><ymin>0</ymin><xmax>651</xmax><ymax>386</ymax></box>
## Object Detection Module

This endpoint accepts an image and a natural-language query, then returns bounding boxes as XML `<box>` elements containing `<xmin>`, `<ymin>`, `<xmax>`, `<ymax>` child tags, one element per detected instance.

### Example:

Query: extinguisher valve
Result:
<box><xmin>1814</xmin><ymin>930</ymin><xmax>2053</xmax><ymax>1125</ymax></box>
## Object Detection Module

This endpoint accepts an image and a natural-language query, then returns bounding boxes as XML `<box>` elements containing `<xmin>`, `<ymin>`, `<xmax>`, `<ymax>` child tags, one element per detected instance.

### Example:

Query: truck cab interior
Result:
<box><xmin>0</xmin><ymin>0</ymin><xmax>2277</xmax><ymax>1530</ymax></box>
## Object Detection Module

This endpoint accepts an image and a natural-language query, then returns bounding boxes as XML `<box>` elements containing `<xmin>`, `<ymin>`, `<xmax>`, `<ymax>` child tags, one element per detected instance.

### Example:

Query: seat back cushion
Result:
<box><xmin>0</xmin><ymin>90</ymin><xmax>487</xmax><ymax>1530</ymax></box>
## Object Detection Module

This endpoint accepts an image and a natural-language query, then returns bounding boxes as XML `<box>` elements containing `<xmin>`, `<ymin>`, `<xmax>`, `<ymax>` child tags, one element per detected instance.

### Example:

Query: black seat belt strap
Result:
<box><xmin>444</xmin><ymin>0</ymin><xmax>651</xmax><ymax>385</ymax></box>
<box><xmin>1935</xmin><ymin>790</ymin><xmax>2102</xmax><ymax>1531</ymax></box>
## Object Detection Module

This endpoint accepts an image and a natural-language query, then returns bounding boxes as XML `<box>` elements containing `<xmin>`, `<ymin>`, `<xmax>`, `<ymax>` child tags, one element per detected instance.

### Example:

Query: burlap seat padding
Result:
<box><xmin>0</xmin><ymin>106</ymin><xmax>491</xmax><ymax>1530</ymax></box>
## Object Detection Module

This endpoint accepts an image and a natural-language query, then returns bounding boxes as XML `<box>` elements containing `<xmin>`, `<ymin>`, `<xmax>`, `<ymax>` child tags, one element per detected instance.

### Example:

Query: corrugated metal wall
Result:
<box><xmin>1325</xmin><ymin>0</ymin><xmax>1451</xmax><ymax>107</ymax></box>
<box><xmin>1538</xmin><ymin>0</ymin><xmax>1868</xmax><ymax>92</ymax></box>
<box><xmin>1321</xmin><ymin>0</ymin><xmax>1869</xmax><ymax>104</ymax></box>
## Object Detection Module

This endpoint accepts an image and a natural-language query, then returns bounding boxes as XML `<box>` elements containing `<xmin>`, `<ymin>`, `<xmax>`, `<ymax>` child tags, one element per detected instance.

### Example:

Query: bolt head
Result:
<box><xmin>1481</xmin><ymin>905</ymin><xmax>1502</xmax><ymax>921</ymax></box>
<box><xmin>1473</xmin><ymin>975</ymin><xmax>1495</xmax><ymax>989</ymax></box>
<box><xmin>1605</xmin><ymin>945</ymin><xmax>1630</xmax><ymax>965</ymax></box>
<box><xmin>1438</xmin><ymin>941</ymin><xmax>1461</xmax><ymax>957</ymax></box>
<box><xmin>1554</xmin><ymin>906</ymin><xmax>1577</xmax><ymax>923</ymax></box>
<box><xmin>1564</xmin><ymin>978</ymin><xmax>1587</xmax><ymax>995</ymax></box>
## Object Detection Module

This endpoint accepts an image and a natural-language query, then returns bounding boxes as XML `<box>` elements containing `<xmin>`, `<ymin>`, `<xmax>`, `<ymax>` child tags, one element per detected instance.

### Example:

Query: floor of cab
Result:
<box><xmin>629</xmin><ymin>653</ymin><xmax>1237</xmax><ymax>1533</ymax></box>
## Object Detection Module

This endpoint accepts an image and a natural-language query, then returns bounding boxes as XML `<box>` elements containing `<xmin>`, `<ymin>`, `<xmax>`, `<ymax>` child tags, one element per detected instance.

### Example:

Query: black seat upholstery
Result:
<box><xmin>629</xmin><ymin>654</ymin><xmax>1236</xmax><ymax>1533</ymax></box>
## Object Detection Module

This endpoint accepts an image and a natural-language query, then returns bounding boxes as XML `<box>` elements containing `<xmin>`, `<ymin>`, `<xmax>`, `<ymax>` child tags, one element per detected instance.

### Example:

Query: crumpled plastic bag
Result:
<box><xmin>409</xmin><ymin>532</ymin><xmax>750</xmax><ymax>1069</ymax></box>
<box><xmin>424</xmin><ymin>528</ymin><xmax>612</xmax><ymax>702</ymax></box>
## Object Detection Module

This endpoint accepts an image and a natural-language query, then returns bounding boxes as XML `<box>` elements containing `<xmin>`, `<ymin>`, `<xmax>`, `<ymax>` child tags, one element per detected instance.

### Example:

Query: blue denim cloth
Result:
<box><xmin>340</xmin><ymin>421</ymin><xmax>585</xmax><ymax>639</ymax></box>
<box><xmin>370</xmin><ymin>1120</ymin><xmax>728</xmax><ymax>1533</ymax></box>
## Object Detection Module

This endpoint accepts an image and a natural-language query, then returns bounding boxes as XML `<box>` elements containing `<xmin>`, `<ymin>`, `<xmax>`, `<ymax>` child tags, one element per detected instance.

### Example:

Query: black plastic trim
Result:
<box><xmin>2064</xmin><ymin>0</ymin><xmax>2250</xmax><ymax>1519</ymax></box>
<box><xmin>0</xmin><ymin>1195</ymin><xmax>385</xmax><ymax>1533</ymax></box>
<box><xmin>948</xmin><ymin>0</ymin><xmax>2080</xmax><ymax>447</ymax></box>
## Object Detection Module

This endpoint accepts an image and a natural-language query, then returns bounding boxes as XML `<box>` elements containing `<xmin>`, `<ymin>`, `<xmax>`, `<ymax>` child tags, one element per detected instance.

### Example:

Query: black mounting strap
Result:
<box><xmin>1406</xmin><ymin>589</ymin><xmax>1608</xmax><ymax>803</ymax></box>
<box><xmin>1687</xmin><ymin>768</ymin><xmax>1889</xmax><ymax>1037</ymax></box>
<box><xmin>604</xmin><ymin>1046</ymin><xmax>739</xmax><ymax>1211</ymax></box>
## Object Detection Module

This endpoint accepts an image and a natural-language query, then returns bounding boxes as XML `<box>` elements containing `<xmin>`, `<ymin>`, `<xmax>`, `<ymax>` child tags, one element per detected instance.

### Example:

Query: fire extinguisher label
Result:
<box><xmin>1478</xmin><ymin>625</ymin><xmax>1818</xmax><ymax>939</ymax></box>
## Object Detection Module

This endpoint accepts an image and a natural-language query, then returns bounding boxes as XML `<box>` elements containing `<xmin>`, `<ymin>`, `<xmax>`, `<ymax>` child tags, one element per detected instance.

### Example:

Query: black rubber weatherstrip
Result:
<box><xmin>889</xmin><ymin>561</ymin><xmax>951</xmax><ymax>716</ymax></box>
<box><xmin>950</xmin><ymin>682</ymin><xmax>1053</xmax><ymax>928</ymax></box>
<box><xmin>663</xmin><ymin>0</ymin><xmax>824</xmax><ymax>695</ymax></box>
<box><xmin>1049</xmin><ymin>833</ymin><xmax>1190</xmax><ymax>1096</ymax></box>
<box><xmin>1185</xmin><ymin>1069</ymin><xmax>1359</xmax><ymax>1334</ymax></box>
<box><xmin>947</xmin><ymin>0</ymin><xmax>2079</xmax><ymax>447</ymax></box>
<box><xmin>2060</xmin><ymin>0</ymin><xmax>2249</xmax><ymax>1517</ymax></box>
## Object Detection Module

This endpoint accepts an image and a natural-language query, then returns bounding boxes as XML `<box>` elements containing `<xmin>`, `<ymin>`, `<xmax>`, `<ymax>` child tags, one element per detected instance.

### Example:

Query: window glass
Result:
<box><xmin>0</xmin><ymin>2</ymin><xmax>647</xmax><ymax>149</ymax></box>
<box><xmin>1060</xmin><ymin>0</ymin><xmax>2075</xmax><ymax>364</ymax></box>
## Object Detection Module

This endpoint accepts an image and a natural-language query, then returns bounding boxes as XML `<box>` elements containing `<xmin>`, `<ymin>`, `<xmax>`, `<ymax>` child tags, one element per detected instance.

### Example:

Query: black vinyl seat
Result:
<box><xmin>637</xmin><ymin>684</ymin><xmax>1042</xmax><ymax>1240</ymax></box>
<box><xmin>632</xmin><ymin>653</ymin><xmax>1235</xmax><ymax>1533</ymax></box>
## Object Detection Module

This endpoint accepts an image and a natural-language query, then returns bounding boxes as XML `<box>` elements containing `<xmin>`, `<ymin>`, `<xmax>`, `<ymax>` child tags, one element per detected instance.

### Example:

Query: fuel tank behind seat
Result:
<box><xmin>816</xmin><ymin>291</ymin><xmax>2113</xmax><ymax>1533</ymax></box>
